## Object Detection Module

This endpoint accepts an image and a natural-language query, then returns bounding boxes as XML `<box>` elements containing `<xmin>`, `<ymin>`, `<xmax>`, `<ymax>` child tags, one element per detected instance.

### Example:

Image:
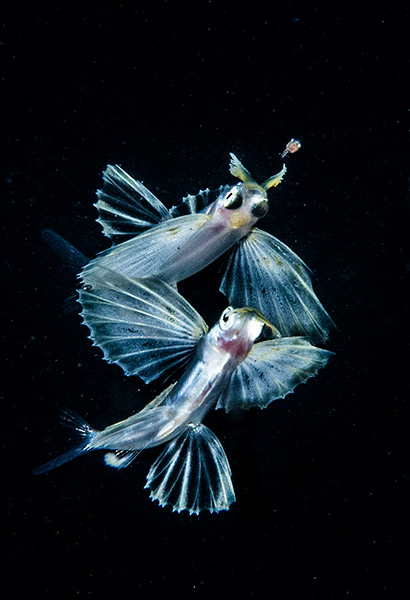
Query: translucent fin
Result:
<box><xmin>41</xmin><ymin>231</ymin><xmax>87</xmax><ymax>314</ymax></box>
<box><xmin>33</xmin><ymin>445</ymin><xmax>89</xmax><ymax>475</ymax></box>
<box><xmin>230</xmin><ymin>154</ymin><xmax>287</xmax><ymax>190</ymax></box>
<box><xmin>169</xmin><ymin>187</ymin><xmax>225</xmax><ymax>217</ymax></box>
<box><xmin>104</xmin><ymin>449</ymin><xmax>141</xmax><ymax>469</ymax></box>
<box><xmin>42</xmin><ymin>229</ymin><xmax>89</xmax><ymax>271</ymax></box>
<box><xmin>79</xmin><ymin>272</ymin><xmax>208</xmax><ymax>384</ymax></box>
<box><xmin>216</xmin><ymin>337</ymin><xmax>333</xmax><ymax>412</ymax></box>
<box><xmin>62</xmin><ymin>293</ymin><xmax>81</xmax><ymax>315</ymax></box>
<box><xmin>145</xmin><ymin>424</ymin><xmax>235</xmax><ymax>515</ymax></box>
<box><xmin>137</xmin><ymin>383</ymin><xmax>177</xmax><ymax>413</ymax></box>
<box><xmin>261</xmin><ymin>164</ymin><xmax>287</xmax><ymax>189</ymax></box>
<box><xmin>95</xmin><ymin>165</ymin><xmax>172</xmax><ymax>243</ymax></box>
<box><xmin>80</xmin><ymin>213</ymin><xmax>210</xmax><ymax>286</ymax></box>
<box><xmin>60</xmin><ymin>408</ymin><xmax>96</xmax><ymax>438</ymax></box>
<box><xmin>229</xmin><ymin>153</ymin><xmax>256</xmax><ymax>184</ymax></box>
<box><xmin>33</xmin><ymin>409</ymin><xmax>97</xmax><ymax>475</ymax></box>
<box><xmin>220</xmin><ymin>227</ymin><xmax>335</xmax><ymax>343</ymax></box>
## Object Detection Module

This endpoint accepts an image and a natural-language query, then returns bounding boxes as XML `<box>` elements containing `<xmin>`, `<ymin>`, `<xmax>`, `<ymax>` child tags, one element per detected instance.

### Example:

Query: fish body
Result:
<box><xmin>79</xmin><ymin>153</ymin><xmax>334</xmax><ymax>343</ymax></box>
<box><xmin>78</xmin><ymin>306</ymin><xmax>275</xmax><ymax>453</ymax></box>
<box><xmin>153</xmin><ymin>185</ymin><xmax>262</xmax><ymax>284</ymax></box>
<box><xmin>35</xmin><ymin>274</ymin><xmax>332</xmax><ymax>515</ymax></box>
<box><xmin>80</xmin><ymin>159</ymin><xmax>278</xmax><ymax>286</ymax></box>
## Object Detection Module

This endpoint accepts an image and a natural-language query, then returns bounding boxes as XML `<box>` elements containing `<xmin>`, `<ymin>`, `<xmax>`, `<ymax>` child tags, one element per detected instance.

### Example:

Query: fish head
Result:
<box><xmin>213</xmin><ymin>153</ymin><xmax>287</xmax><ymax>229</ymax></box>
<box><xmin>211</xmin><ymin>306</ymin><xmax>281</xmax><ymax>361</ymax></box>
<box><xmin>213</xmin><ymin>183</ymin><xmax>270</xmax><ymax>229</ymax></box>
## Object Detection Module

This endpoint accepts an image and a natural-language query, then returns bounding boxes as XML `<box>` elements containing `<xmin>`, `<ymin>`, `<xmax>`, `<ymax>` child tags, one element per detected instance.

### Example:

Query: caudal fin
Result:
<box><xmin>42</xmin><ymin>229</ymin><xmax>89</xmax><ymax>271</ymax></box>
<box><xmin>145</xmin><ymin>423</ymin><xmax>236</xmax><ymax>515</ymax></box>
<box><xmin>33</xmin><ymin>409</ymin><xmax>97</xmax><ymax>475</ymax></box>
<box><xmin>33</xmin><ymin>445</ymin><xmax>89</xmax><ymax>475</ymax></box>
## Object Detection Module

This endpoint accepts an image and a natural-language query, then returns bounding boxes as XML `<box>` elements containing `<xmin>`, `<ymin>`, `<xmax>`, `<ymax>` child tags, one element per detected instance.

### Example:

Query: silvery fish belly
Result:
<box><xmin>79</xmin><ymin>153</ymin><xmax>334</xmax><ymax>343</ymax></box>
<box><xmin>35</xmin><ymin>273</ymin><xmax>333</xmax><ymax>515</ymax></box>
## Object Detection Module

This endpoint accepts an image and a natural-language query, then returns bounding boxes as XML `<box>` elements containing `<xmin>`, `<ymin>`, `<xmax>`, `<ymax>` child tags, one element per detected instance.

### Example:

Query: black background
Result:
<box><xmin>4</xmin><ymin>2</ymin><xmax>410</xmax><ymax>598</ymax></box>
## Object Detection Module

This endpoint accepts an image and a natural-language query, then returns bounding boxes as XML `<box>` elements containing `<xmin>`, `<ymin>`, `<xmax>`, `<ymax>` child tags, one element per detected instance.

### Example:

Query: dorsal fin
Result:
<box><xmin>169</xmin><ymin>187</ymin><xmax>225</xmax><ymax>217</ymax></box>
<box><xmin>95</xmin><ymin>165</ymin><xmax>172</xmax><ymax>243</ymax></box>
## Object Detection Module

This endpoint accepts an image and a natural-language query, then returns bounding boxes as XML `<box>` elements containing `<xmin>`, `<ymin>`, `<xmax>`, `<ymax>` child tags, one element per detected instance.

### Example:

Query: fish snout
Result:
<box><xmin>242</xmin><ymin>308</ymin><xmax>281</xmax><ymax>342</ymax></box>
<box><xmin>261</xmin><ymin>321</ymin><xmax>281</xmax><ymax>340</ymax></box>
<box><xmin>248</xmin><ymin>308</ymin><xmax>281</xmax><ymax>341</ymax></box>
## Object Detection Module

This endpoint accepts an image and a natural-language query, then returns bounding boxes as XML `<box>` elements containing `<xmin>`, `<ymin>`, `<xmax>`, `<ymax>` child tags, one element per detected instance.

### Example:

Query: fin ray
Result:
<box><xmin>169</xmin><ymin>187</ymin><xmax>224</xmax><ymax>217</ymax></box>
<box><xmin>220</xmin><ymin>227</ymin><xmax>335</xmax><ymax>343</ymax></box>
<box><xmin>229</xmin><ymin>153</ymin><xmax>256</xmax><ymax>184</ymax></box>
<box><xmin>145</xmin><ymin>424</ymin><xmax>235</xmax><ymax>515</ymax></box>
<box><xmin>95</xmin><ymin>165</ymin><xmax>171</xmax><ymax>242</ymax></box>
<box><xmin>216</xmin><ymin>337</ymin><xmax>333</xmax><ymax>412</ymax></box>
<box><xmin>104</xmin><ymin>449</ymin><xmax>141</xmax><ymax>469</ymax></box>
<box><xmin>33</xmin><ymin>409</ymin><xmax>97</xmax><ymax>475</ymax></box>
<box><xmin>42</xmin><ymin>229</ymin><xmax>89</xmax><ymax>271</ymax></box>
<box><xmin>79</xmin><ymin>272</ymin><xmax>208</xmax><ymax>384</ymax></box>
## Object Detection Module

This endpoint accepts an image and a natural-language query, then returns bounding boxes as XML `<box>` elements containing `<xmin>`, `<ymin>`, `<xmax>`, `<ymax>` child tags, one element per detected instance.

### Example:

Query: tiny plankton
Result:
<box><xmin>281</xmin><ymin>138</ymin><xmax>301</xmax><ymax>158</ymax></box>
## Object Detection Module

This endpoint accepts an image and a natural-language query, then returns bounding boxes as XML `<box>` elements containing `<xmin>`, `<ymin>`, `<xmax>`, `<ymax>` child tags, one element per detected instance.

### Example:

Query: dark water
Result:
<box><xmin>4</xmin><ymin>3</ymin><xmax>410</xmax><ymax>598</ymax></box>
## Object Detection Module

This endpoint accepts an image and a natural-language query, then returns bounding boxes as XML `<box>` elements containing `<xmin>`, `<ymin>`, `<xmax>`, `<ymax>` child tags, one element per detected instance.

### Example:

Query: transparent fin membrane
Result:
<box><xmin>145</xmin><ymin>424</ymin><xmax>235</xmax><ymax>515</ymax></box>
<box><xmin>95</xmin><ymin>164</ymin><xmax>171</xmax><ymax>243</ymax></box>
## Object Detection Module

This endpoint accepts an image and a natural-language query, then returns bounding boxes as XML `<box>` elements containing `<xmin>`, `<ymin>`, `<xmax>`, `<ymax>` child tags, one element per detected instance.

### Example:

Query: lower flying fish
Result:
<box><xmin>35</xmin><ymin>272</ymin><xmax>333</xmax><ymax>515</ymax></box>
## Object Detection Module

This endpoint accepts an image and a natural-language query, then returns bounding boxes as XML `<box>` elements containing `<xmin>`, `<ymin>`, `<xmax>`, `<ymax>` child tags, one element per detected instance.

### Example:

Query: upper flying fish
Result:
<box><xmin>79</xmin><ymin>152</ymin><xmax>334</xmax><ymax>343</ymax></box>
<box><xmin>35</xmin><ymin>272</ymin><xmax>332</xmax><ymax>515</ymax></box>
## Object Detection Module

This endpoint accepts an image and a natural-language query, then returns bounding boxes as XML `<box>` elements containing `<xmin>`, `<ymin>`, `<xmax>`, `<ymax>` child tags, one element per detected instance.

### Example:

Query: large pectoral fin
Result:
<box><xmin>216</xmin><ymin>337</ymin><xmax>333</xmax><ymax>412</ymax></box>
<box><xmin>220</xmin><ymin>228</ymin><xmax>335</xmax><ymax>343</ymax></box>
<box><xmin>81</xmin><ymin>213</ymin><xmax>211</xmax><ymax>285</ymax></box>
<box><xmin>95</xmin><ymin>165</ymin><xmax>172</xmax><ymax>243</ymax></box>
<box><xmin>79</xmin><ymin>273</ymin><xmax>208</xmax><ymax>384</ymax></box>
<box><xmin>145</xmin><ymin>424</ymin><xmax>236</xmax><ymax>515</ymax></box>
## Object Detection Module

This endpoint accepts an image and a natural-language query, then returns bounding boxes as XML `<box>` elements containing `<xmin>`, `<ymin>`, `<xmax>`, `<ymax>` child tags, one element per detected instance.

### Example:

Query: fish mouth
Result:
<box><xmin>257</xmin><ymin>319</ymin><xmax>281</xmax><ymax>341</ymax></box>
<box><xmin>259</xmin><ymin>322</ymin><xmax>280</xmax><ymax>340</ymax></box>
<box><xmin>240</xmin><ymin>307</ymin><xmax>281</xmax><ymax>341</ymax></box>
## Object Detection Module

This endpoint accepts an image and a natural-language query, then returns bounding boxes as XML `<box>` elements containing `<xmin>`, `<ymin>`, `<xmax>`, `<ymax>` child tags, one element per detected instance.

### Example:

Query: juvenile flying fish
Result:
<box><xmin>80</xmin><ymin>152</ymin><xmax>334</xmax><ymax>343</ymax></box>
<box><xmin>35</xmin><ymin>273</ymin><xmax>332</xmax><ymax>515</ymax></box>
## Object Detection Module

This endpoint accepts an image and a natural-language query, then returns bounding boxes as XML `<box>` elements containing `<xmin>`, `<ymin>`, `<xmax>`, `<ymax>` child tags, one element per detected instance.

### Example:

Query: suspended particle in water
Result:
<box><xmin>281</xmin><ymin>138</ymin><xmax>301</xmax><ymax>158</ymax></box>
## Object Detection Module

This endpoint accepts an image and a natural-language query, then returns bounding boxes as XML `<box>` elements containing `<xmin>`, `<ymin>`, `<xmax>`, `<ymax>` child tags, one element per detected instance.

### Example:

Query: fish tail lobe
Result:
<box><xmin>42</xmin><ymin>229</ymin><xmax>89</xmax><ymax>270</ymax></box>
<box><xmin>145</xmin><ymin>423</ymin><xmax>236</xmax><ymax>515</ymax></box>
<box><xmin>33</xmin><ymin>409</ymin><xmax>97</xmax><ymax>475</ymax></box>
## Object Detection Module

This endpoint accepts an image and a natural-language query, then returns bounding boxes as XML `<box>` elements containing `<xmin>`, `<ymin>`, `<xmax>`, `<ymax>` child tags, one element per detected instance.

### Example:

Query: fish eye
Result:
<box><xmin>251</xmin><ymin>199</ymin><xmax>268</xmax><ymax>218</ymax></box>
<box><xmin>223</xmin><ymin>189</ymin><xmax>243</xmax><ymax>210</ymax></box>
<box><xmin>220</xmin><ymin>306</ymin><xmax>234</xmax><ymax>330</ymax></box>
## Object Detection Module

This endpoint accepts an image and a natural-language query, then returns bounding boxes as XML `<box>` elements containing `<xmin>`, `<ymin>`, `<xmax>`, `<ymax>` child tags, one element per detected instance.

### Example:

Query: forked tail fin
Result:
<box><xmin>33</xmin><ymin>445</ymin><xmax>89</xmax><ymax>475</ymax></box>
<box><xmin>33</xmin><ymin>409</ymin><xmax>97</xmax><ymax>475</ymax></box>
<box><xmin>145</xmin><ymin>423</ymin><xmax>236</xmax><ymax>515</ymax></box>
<box><xmin>42</xmin><ymin>229</ymin><xmax>89</xmax><ymax>271</ymax></box>
<box><xmin>41</xmin><ymin>229</ymin><xmax>90</xmax><ymax>314</ymax></box>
